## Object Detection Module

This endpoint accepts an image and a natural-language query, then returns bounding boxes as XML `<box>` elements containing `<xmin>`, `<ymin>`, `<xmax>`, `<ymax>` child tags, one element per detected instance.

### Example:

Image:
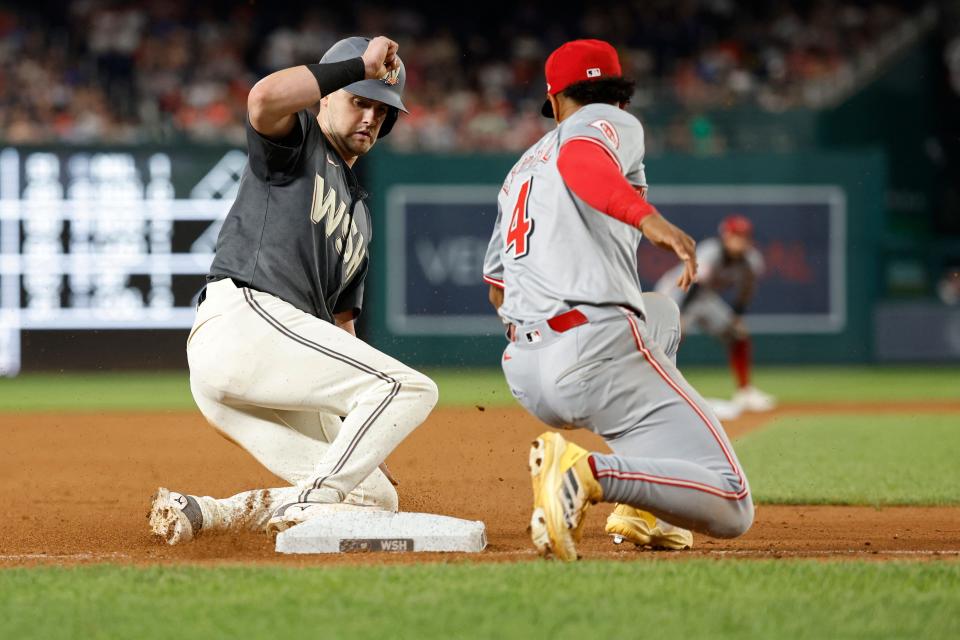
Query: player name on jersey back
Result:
<box><xmin>484</xmin><ymin>104</ymin><xmax>651</xmax><ymax>325</ymax></box>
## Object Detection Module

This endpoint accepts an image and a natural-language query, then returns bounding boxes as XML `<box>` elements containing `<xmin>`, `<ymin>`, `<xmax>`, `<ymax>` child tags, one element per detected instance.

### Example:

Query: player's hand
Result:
<box><xmin>362</xmin><ymin>36</ymin><xmax>400</xmax><ymax>81</ymax></box>
<box><xmin>639</xmin><ymin>213</ymin><xmax>698</xmax><ymax>291</ymax></box>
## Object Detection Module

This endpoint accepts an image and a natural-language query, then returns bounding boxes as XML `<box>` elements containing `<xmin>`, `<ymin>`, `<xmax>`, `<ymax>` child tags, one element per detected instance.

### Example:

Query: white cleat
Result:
<box><xmin>705</xmin><ymin>397</ymin><xmax>743</xmax><ymax>421</ymax></box>
<box><xmin>149</xmin><ymin>487</ymin><xmax>203</xmax><ymax>545</ymax></box>
<box><xmin>733</xmin><ymin>385</ymin><xmax>777</xmax><ymax>413</ymax></box>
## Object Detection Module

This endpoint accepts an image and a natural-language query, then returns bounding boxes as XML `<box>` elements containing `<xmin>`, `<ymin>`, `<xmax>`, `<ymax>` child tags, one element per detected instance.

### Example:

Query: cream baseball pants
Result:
<box><xmin>185</xmin><ymin>278</ymin><xmax>438</xmax><ymax>529</ymax></box>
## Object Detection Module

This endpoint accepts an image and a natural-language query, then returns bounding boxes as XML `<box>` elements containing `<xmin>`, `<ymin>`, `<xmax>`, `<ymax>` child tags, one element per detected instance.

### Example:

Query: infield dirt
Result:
<box><xmin>2</xmin><ymin>404</ymin><xmax>958</xmax><ymax>566</ymax></box>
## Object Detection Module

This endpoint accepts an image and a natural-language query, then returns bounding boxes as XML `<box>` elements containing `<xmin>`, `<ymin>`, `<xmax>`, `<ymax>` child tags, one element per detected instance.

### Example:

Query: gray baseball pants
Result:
<box><xmin>502</xmin><ymin>292</ymin><xmax>753</xmax><ymax>538</ymax></box>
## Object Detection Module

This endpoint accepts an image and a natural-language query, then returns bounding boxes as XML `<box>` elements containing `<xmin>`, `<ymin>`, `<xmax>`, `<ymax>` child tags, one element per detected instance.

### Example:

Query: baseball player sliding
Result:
<box><xmin>484</xmin><ymin>40</ymin><xmax>753</xmax><ymax>560</ymax></box>
<box><xmin>149</xmin><ymin>36</ymin><xmax>439</xmax><ymax>544</ymax></box>
<box><xmin>656</xmin><ymin>214</ymin><xmax>775</xmax><ymax>413</ymax></box>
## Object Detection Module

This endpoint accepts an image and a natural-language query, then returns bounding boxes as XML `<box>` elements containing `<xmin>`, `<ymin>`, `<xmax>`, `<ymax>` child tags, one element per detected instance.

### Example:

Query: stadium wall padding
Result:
<box><xmin>366</xmin><ymin>149</ymin><xmax>886</xmax><ymax>366</ymax></box>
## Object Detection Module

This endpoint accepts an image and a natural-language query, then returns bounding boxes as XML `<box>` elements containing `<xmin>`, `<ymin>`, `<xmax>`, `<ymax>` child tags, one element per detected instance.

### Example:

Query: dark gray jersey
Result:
<box><xmin>210</xmin><ymin>110</ymin><xmax>371</xmax><ymax>323</ymax></box>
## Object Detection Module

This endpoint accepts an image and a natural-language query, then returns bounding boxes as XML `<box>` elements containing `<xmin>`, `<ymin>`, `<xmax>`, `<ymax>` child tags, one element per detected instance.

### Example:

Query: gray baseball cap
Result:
<box><xmin>320</xmin><ymin>37</ymin><xmax>408</xmax><ymax>114</ymax></box>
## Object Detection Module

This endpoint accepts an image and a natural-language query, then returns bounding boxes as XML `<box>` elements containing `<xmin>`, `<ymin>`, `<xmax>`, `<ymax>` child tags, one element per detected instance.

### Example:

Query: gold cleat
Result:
<box><xmin>528</xmin><ymin>431</ymin><xmax>603</xmax><ymax>561</ymax></box>
<box><xmin>605</xmin><ymin>504</ymin><xmax>693</xmax><ymax>550</ymax></box>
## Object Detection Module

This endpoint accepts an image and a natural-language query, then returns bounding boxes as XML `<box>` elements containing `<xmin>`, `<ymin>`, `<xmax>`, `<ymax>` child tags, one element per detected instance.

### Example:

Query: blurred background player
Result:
<box><xmin>656</xmin><ymin>214</ymin><xmax>775</xmax><ymax>414</ymax></box>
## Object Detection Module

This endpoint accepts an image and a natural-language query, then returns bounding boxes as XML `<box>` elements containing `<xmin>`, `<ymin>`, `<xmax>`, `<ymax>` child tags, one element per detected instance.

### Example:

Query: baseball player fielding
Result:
<box><xmin>484</xmin><ymin>39</ymin><xmax>753</xmax><ymax>560</ymax></box>
<box><xmin>656</xmin><ymin>214</ymin><xmax>776</xmax><ymax>414</ymax></box>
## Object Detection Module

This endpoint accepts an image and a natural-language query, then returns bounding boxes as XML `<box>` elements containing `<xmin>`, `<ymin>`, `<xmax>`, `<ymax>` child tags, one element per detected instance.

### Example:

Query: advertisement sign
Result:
<box><xmin>386</xmin><ymin>186</ymin><xmax>503</xmax><ymax>335</ymax></box>
<box><xmin>385</xmin><ymin>184</ymin><xmax>845</xmax><ymax>336</ymax></box>
<box><xmin>640</xmin><ymin>186</ymin><xmax>846</xmax><ymax>333</ymax></box>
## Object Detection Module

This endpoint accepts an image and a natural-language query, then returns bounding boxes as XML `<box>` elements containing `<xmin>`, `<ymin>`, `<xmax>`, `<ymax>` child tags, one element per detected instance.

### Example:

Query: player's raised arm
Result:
<box><xmin>248</xmin><ymin>36</ymin><xmax>400</xmax><ymax>139</ymax></box>
<box><xmin>555</xmin><ymin>137</ymin><xmax>698</xmax><ymax>291</ymax></box>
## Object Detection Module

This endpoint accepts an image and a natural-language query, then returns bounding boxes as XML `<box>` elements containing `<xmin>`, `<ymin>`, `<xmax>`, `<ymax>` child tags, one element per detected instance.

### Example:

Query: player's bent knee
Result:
<box><xmin>188</xmin><ymin>350</ymin><xmax>248</xmax><ymax>400</ymax></box>
<box><xmin>367</xmin><ymin>369</ymin><xmax>438</xmax><ymax>419</ymax></box>
<box><xmin>641</xmin><ymin>291</ymin><xmax>682</xmax><ymax>359</ymax></box>
<box><xmin>724</xmin><ymin>319</ymin><xmax>749</xmax><ymax>342</ymax></box>
<box><xmin>641</xmin><ymin>291</ymin><xmax>680</xmax><ymax>326</ymax></box>
<box><xmin>718</xmin><ymin>327</ymin><xmax>739</xmax><ymax>344</ymax></box>
<box><xmin>189</xmin><ymin>380</ymin><xmax>238</xmax><ymax>436</ymax></box>
<box><xmin>709</xmin><ymin>499</ymin><xmax>754</xmax><ymax>539</ymax></box>
<box><xmin>397</xmin><ymin>371</ymin><xmax>439</xmax><ymax>412</ymax></box>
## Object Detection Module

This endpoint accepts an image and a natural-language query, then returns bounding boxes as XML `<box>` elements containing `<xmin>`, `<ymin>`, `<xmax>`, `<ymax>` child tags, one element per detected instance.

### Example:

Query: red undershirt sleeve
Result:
<box><xmin>557</xmin><ymin>138</ymin><xmax>658</xmax><ymax>227</ymax></box>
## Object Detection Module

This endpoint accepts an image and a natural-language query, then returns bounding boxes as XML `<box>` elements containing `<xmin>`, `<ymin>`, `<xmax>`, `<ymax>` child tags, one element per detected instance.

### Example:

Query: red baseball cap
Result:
<box><xmin>541</xmin><ymin>39</ymin><xmax>623</xmax><ymax>118</ymax></box>
<box><xmin>719</xmin><ymin>214</ymin><xmax>754</xmax><ymax>237</ymax></box>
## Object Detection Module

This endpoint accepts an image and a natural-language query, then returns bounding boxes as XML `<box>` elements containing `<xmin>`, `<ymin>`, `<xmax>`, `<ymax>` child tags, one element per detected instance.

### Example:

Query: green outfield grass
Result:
<box><xmin>0</xmin><ymin>372</ymin><xmax>194</xmax><ymax>412</ymax></box>
<box><xmin>683</xmin><ymin>365</ymin><xmax>960</xmax><ymax>404</ymax></box>
<box><xmin>2</xmin><ymin>369</ymin><xmax>958</xmax><ymax>640</ymax></box>
<box><xmin>430</xmin><ymin>365</ymin><xmax>960</xmax><ymax>406</ymax></box>
<box><xmin>737</xmin><ymin>414</ymin><xmax>960</xmax><ymax>505</ymax></box>
<box><xmin>0</xmin><ymin>365</ymin><xmax>957</xmax><ymax>412</ymax></box>
<box><xmin>1</xmin><ymin>561</ymin><xmax>957</xmax><ymax>640</ymax></box>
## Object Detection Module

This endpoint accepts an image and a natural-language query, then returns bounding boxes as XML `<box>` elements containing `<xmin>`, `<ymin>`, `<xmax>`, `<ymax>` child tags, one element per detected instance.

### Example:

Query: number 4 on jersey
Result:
<box><xmin>506</xmin><ymin>178</ymin><xmax>534</xmax><ymax>258</ymax></box>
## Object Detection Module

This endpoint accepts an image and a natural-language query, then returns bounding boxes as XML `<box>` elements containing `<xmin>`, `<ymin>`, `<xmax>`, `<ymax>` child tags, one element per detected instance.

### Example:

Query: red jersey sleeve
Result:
<box><xmin>556</xmin><ymin>138</ymin><xmax>657</xmax><ymax>227</ymax></box>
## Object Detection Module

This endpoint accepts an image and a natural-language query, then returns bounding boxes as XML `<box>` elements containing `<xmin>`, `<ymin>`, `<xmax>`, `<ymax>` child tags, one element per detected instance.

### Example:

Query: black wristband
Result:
<box><xmin>306</xmin><ymin>58</ymin><xmax>365</xmax><ymax>97</ymax></box>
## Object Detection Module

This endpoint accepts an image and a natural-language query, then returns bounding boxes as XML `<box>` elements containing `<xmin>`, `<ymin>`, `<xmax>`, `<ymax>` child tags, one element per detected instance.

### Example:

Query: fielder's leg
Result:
<box><xmin>727</xmin><ymin>323</ymin><xmax>776</xmax><ymax>412</ymax></box>
<box><xmin>515</xmin><ymin>301</ymin><xmax>752</xmax><ymax>540</ymax></box>
<box><xmin>603</xmin><ymin>293</ymin><xmax>692</xmax><ymax>549</ymax></box>
<box><xmin>683</xmin><ymin>291</ymin><xmax>746</xmax><ymax>420</ymax></box>
<box><xmin>586</xmin><ymin>308</ymin><xmax>753</xmax><ymax>538</ymax></box>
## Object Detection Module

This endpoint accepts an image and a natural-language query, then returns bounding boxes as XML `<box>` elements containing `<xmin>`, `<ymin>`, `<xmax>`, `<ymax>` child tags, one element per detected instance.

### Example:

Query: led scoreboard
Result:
<box><xmin>0</xmin><ymin>147</ymin><xmax>247</xmax><ymax>376</ymax></box>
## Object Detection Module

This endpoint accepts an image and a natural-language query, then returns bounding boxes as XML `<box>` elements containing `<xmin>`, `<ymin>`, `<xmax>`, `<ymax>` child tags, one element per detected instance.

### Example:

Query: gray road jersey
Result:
<box><xmin>210</xmin><ymin>110</ymin><xmax>371</xmax><ymax>323</ymax></box>
<box><xmin>483</xmin><ymin>103</ymin><xmax>649</xmax><ymax>324</ymax></box>
<box><xmin>655</xmin><ymin>238</ymin><xmax>764</xmax><ymax>304</ymax></box>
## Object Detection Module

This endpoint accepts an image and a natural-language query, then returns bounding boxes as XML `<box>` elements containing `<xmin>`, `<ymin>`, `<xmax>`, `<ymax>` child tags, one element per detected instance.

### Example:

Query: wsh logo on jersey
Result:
<box><xmin>309</xmin><ymin>174</ymin><xmax>366</xmax><ymax>281</ymax></box>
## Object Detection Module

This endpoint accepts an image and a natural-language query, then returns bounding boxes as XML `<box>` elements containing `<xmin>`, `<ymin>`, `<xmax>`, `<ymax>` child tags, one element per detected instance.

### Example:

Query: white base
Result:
<box><xmin>275</xmin><ymin>510</ymin><xmax>487</xmax><ymax>554</ymax></box>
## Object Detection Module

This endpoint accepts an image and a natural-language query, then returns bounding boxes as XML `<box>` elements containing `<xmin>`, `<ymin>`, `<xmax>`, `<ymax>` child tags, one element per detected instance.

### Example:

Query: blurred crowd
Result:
<box><xmin>0</xmin><ymin>0</ymin><xmax>930</xmax><ymax>152</ymax></box>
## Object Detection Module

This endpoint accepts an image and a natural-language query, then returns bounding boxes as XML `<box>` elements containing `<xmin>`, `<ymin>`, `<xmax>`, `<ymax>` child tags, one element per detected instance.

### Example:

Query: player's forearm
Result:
<box><xmin>249</xmin><ymin>67</ymin><xmax>321</xmax><ymax>124</ymax></box>
<box><xmin>248</xmin><ymin>60</ymin><xmax>364</xmax><ymax>137</ymax></box>
<box><xmin>557</xmin><ymin>139</ymin><xmax>656</xmax><ymax>227</ymax></box>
